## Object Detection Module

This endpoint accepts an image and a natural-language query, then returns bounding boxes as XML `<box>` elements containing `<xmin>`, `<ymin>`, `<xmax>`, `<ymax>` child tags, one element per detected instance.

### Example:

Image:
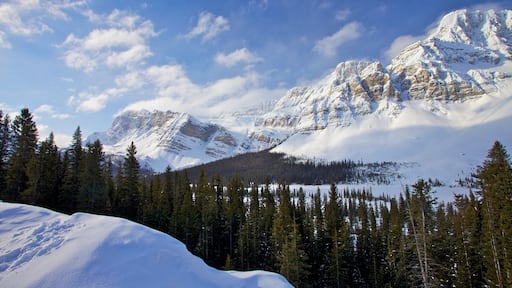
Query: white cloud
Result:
<box><xmin>470</xmin><ymin>3</ymin><xmax>503</xmax><ymax>11</ymax></box>
<box><xmin>61</xmin><ymin>9</ymin><xmax>157</xmax><ymax>73</ymax></box>
<box><xmin>184</xmin><ymin>11</ymin><xmax>230</xmax><ymax>42</ymax></box>
<box><xmin>68</xmin><ymin>87</ymin><xmax>127</xmax><ymax>113</ymax></box>
<box><xmin>335</xmin><ymin>8</ymin><xmax>351</xmax><ymax>21</ymax></box>
<box><xmin>215</xmin><ymin>48</ymin><xmax>263</xmax><ymax>67</ymax></box>
<box><xmin>35</xmin><ymin>104</ymin><xmax>55</xmax><ymax>114</ymax></box>
<box><xmin>35</xmin><ymin>104</ymin><xmax>71</xmax><ymax>119</ymax></box>
<box><xmin>0</xmin><ymin>0</ymin><xmax>87</xmax><ymax>47</ymax></box>
<box><xmin>105</xmin><ymin>44</ymin><xmax>152</xmax><ymax>68</ymax></box>
<box><xmin>313</xmin><ymin>21</ymin><xmax>363</xmax><ymax>57</ymax></box>
<box><xmin>0</xmin><ymin>31</ymin><xmax>11</xmax><ymax>48</ymax></box>
<box><xmin>383</xmin><ymin>34</ymin><xmax>424</xmax><ymax>62</ymax></box>
<box><xmin>119</xmin><ymin>64</ymin><xmax>283</xmax><ymax>117</ymax></box>
<box><xmin>115</xmin><ymin>71</ymin><xmax>144</xmax><ymax>90</ymax></box>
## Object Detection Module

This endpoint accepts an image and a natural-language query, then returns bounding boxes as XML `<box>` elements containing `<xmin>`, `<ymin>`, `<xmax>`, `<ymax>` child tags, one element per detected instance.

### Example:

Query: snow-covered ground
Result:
<box><xmin>0</xmin><ymin>202</ymin><xmax>291</xmax><ymax>288</ymax></box>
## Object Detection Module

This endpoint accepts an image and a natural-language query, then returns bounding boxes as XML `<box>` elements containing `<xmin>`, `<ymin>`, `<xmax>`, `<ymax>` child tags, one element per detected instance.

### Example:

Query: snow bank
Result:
<box><xmin>0</xmin><ymin>202</ymin><xmax>291</xmax><ymax>288</ymax></box>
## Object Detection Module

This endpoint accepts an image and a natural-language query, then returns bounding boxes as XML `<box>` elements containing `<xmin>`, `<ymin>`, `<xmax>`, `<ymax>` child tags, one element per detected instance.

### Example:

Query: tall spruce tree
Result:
<box><xmin>22</xmin><ymin>132</ymin><xmax>61</xmax><ymax>207</ymax></box>
<box><xmin>78</xmin><ymin>140</ymin><xmax>106</xmax><ymax>213</ymax></box>
<box><xmin>118</xmin><ymin>141</ymin><xmax>141</xmax><ymax>220</ymax></box>
<box><xmin>61</xmin><ymin>126</ymin><xmax>83</xmax><ymax>213</ymax></box>
<box><xmin>405</xmin><ymin>180</ymin><xmax>436</xmax><ymax>288</ymax></box>
<box><xmin>0</xmin><ymin>111</ymin><xmax>11</xmax><ymax>199</ymax></box>
<box><xmin>475</xmin><ymin>141</ymin><xmax>512</xmax><ymax>287</ymax></box>
<box><xmin>6</xmin><ymin>108</ymin><xmax>38</xmax><ymax>202</ymax></box>
<box><xmin>324</xmin><ymin>183</ymin><xmax>353</xmax><ymax>288</ymax></box>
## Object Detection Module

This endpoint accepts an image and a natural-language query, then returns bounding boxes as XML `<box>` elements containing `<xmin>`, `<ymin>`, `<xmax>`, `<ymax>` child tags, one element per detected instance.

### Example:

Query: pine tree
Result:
<box><xmin>104</xmin><ymin>156</ymin><xmax>115</xmax><ymax>214</ymax></box>
<box><xmin>78</xmin><ymin>140</ymin><xmax>106</xmax><ymax>213</ymax></box>
<box><xmin>259</xmin><ymin>179</ymin><xmax>275</xmax><ymax>271</ymax></box>
<box><xmin>60</xmin><ymin>127</ymin><xmax>83</xmax><ymax>213</ymax></box>
<box><xmin>225</xmin><ymin>176</ymin><xmax>246</xmax><ymax>267</ymax></box>
<box><xmin>431</xmin><ymin>203</ymin><xmax>456</xmax><ymax>287</ymax></box>
<box><xmin>405</xmin><ymin>180</ymin><xmax>436</xmax><ymax>288</ymax></box>
<box><xmin>475</xmin><ymin>141</ymin><xmax>512</xmax><ymax>287</ymax></box>
<box><xmin>452</xmin><ymin>192</ymin><xmax>484</xmax><ymax>288</ymax></box>
<box><xmin>118</xmin><ymin>141</ymin><xmax>140</xmax><ymax>220</ymax></box>
<box><xmin>22</xmin><ymin>133</ymin><xmax>61</xmax><ymax>208</ymax></box>
<box><xmin>6</xmin><ymin>108</ymin><xmax>38</xmax><ymax>202</ymax></box>
<box><xmin>195</xmin><ymin>169</ymin><xmax>217</xmax><ymax>263</ymax></box>
<box><xmin>0</xmin><ymin>111</ymin><xmax>11</xmax><ymax>199</ymax></box>
<box><xmin>309</xmin><ymin>188</ymin><xmax>328</xmax><ymax>286</ymax></box>
<box><xmin>324</xmin><ymin>183</ymin><xmax>353</xmax><ymax>288</ymax></box>
<box><xmin>383</xmin><ymin>197</ymin><xmax>409</xmax><ymax>288</ymax></box>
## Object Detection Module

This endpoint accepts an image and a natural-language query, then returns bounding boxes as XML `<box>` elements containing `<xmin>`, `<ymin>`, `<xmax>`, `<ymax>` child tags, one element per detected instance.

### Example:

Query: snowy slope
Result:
<box><xmin>0</xmin><ymin>202</ymin><xmax>291</xmax><ymax>288</ymax></box>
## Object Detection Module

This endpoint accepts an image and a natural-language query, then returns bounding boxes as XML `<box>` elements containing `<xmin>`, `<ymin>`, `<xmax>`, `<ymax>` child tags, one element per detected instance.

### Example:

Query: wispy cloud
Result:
<box><xmin>68</xmin><ymin>87</ymin><xmax>127</xmax><ymax>113</ymax></box>
<box><xmin>313</xmin><ymin>21</ymin><xmax>363</xmax><ymax>57</ymax></box>
<box><xmin>61</xmin><ymin>9</ymin><xmax>156</xmax><ymax>73</ymax></box>
<box><xmin>119</xmin><ymin>64</ymin><xmax>285</xmax><ymax>117</ymax></box>
<box><xmin>0</xmin><ymin>0</ymin><xmax>87</xmax><ymax>48</ymax></box>
<box><xmin>215</xmin><ymin>48</ymin><xmax>263</xmax><ymax>67</ymax></box>
<box><xmin>34</xmin><ymin>104</ymin><xmax>71</xmax><ymax>119</ymax></box>
<box><xmin>383</xmin><ymin>34</ymin><xmax>424</xmax><ymax>62</ymax></box>
<box><xmin>183</xmin><ymin>11</ymin><xmax>230</xmax><ymax>42</ymax></box>
<box><xmin>335</xmin><ymin>8</ymin><xmax>351</xmax><ymax>21</ymax></box>
<box><xmin>0</xmin><ymin>31</ymin><xmax>11</xmax><ymax>48</ymax></box>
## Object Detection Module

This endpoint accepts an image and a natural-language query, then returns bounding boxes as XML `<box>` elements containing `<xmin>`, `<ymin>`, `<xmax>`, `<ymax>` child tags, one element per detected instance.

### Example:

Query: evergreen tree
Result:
<box><xmin>431</xmin><ymin>203</ymin><xmax>456</xmax><ymax>287</ymax></box>
<box><xmin>452</xmin><ymin>192</ymin><xmax>484</xmax><ymax>288</ymax></box>
<box><xmin>6</xmin><ymin>108</ymin><xmax>38</xmax><ymax>202</ymax></box>
<box><xmin>195</xmin><ymin>169</ymin><xmax>217</xmax><ymax>263</ymax></box>
<box><xmin>61</xmin><ymin>127</ymin><xmax>83</xmax><ymax>213</ymax></box>
<box><xmin>405</xmin><ymin>180</ymin><xmax>436</xmax><ymax>288</ymax></box>
<box><xmin>22</xmin><ymin>133</ymin><xmax>61</xmax><ymax>208</ymax></box>
<box><xmin>384</xmin><ymin>197</ymin><xmax>408</xmax><ymax>287</ymax></box>
<box><xmin>78</xmin><ymin>140</ymin><xmax>106</xmax><ymax>213</ymax></box>
<box><xmin>259</xmin><ymin>179</ymin><xmax>275</xmax><ymax>271</ymax></box>
<box><xmin>118</xmin><ymin>141</ymin><xmax>140</xmax><ymax>220</ymax></box>
<box><xmin>153</xmin><ymin>166</ymin><xmax>171</xmax><ymax>232</ymax></box>
<box><xmin>104</xmin><ymin>156</ymin><xmax>115</xmax><ymax>214</ymax></box>
<box><xmin>324</xmin><ymin>183</ymin><xmax>353</xmax><ymax>288</ymax></box>
<box><xmin>475</xmin><ymin>141</ymin><xmax>512</xmax><ymax>287</ymax></box>
<box><xmin>0</xmin><ymin>111</ymin><xmax>11</xmax><ymax>198</ymax></box>
<box><xmin>309</xmin><ymin>188</ymin><xmax>328</xmax><ymax>286</ymax></box>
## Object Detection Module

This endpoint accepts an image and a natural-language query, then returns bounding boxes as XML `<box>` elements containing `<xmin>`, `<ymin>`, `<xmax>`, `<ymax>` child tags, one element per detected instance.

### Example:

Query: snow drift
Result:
<box><xmin>0</xmin><ymin>202</ymin><xmax>291</xmax><ymax>288</ymax></box>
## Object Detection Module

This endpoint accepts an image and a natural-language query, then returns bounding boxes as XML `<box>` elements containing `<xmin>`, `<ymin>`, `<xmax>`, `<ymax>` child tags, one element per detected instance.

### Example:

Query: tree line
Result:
<box><xmin>1</xmin><ymin>108</ymin><xmax>511</xmax><ymax>288</ymax></box>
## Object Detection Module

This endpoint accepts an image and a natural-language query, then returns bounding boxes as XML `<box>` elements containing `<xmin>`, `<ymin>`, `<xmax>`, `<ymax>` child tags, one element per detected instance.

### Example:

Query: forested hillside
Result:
<box><xmin>182</xmin><ymin>149</ymin><xmax>396</xmax><ymax>185</ymax></box>
<box><xmin>1</xmin><ymin>108</ymin><xmax>512</xmax><ymax>287</ymax></box>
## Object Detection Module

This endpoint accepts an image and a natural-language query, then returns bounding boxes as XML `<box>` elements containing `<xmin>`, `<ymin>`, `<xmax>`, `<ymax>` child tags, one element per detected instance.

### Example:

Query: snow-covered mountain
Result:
<box><xmin>0</xmin><ymin>202</ymin><xmax>292</xmax><ymax>288</ymax></box>
<box><xmin>87</xmin><ymin>110</ymin><xmax>285</xmax><ymax>170</ymax></box>
<box><xmin>89</xmin><ymin>9</ymin><xmax>512</xmax><ymax>185</ymax></box>
<box><xmin>259</xmin><ymin>9</ymin><xmax>512</xmax><ymax>131</ymax></box>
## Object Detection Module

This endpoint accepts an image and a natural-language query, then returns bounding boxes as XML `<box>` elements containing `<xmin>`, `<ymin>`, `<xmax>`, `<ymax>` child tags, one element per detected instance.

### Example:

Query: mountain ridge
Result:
<box><xmin>87</xmin><ymin>8</ymin><xmax>512</xmax><ymax>181</ymax></box>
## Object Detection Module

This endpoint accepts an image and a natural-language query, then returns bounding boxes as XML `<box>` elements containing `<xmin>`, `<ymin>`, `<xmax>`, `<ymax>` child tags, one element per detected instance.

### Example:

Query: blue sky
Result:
<box><xmin>0</xmin><ymin>0</ymin><xmax>510</xmax><ymax>147</ymax></box>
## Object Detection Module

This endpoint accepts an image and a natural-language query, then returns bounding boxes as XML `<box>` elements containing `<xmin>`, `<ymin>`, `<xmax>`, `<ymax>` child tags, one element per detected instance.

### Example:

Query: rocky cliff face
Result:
<box><xmin>388</xmin><ymin>9</ymin><xmax>512</xmax><ymax>101</ymax></box>
<box><xmin>259</xmin><ymin>60</ymin><xmax>401</xmax><ymax>131</ymax></box>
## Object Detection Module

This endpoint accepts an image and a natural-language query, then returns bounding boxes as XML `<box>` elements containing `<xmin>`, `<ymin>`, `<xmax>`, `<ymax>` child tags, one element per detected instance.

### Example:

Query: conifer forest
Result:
<box><xmin>1</xmin><ymin>108</ymin><xmax>512</xmax><ymax>288</ymax></box>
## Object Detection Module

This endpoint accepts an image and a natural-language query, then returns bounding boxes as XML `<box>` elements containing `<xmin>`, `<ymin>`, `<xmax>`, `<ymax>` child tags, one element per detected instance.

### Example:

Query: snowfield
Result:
<box><xmin>0</xmin><ymin>202</ymin><xmax>292</xmax><ymax>288</ymax></box>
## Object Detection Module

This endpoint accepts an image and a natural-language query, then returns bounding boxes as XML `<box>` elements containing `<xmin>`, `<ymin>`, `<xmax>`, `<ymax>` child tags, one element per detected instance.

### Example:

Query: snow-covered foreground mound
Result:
<box><xmin>0</xmin><ymin>202</ymin><xmax>291</xmax><ymax>288</ymax></box>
